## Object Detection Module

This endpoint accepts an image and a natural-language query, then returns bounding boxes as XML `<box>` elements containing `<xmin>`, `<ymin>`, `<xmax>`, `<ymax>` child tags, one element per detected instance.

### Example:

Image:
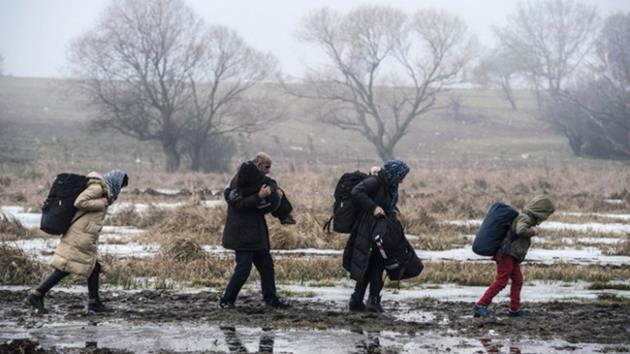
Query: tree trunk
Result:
<box><xmin>162</xmin><ymin>142</ymin><xmax>181</xmax><ymax>173</ymax></box>
<box><xmin>189</xmin><ymin>143</ymin><xmax>202</xmax><ymax>172</ymax></box>
<box><xmin>376</xmin><ymin>145</ymin><xmax>395</xmax><ymax>162</ymax></box>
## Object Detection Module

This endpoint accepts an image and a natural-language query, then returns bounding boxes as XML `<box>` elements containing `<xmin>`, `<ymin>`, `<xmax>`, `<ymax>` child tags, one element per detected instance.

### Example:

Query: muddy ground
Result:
<box><xmin>0</xmin><ymin>289</ymin><xmax>628</xmax><ymax>353</ymax></box>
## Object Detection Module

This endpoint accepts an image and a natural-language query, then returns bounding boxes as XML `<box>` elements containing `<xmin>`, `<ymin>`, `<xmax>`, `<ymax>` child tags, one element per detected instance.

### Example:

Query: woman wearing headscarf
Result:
<box><xmin>26</xmin><ymin>169</ymin><xmax>128</xmax><ymax>314</ymax></box>
<box><xmin>343</xmin><ymin>160</ymin><xmax>410</xmax><ymax>313</ymax></box>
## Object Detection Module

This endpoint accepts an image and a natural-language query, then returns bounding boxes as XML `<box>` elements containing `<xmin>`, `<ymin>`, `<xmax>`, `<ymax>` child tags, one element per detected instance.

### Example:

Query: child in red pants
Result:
<box><xmin>474</xmin><ymin>195</ymin><xmax>555</xmax><ymax>317</ymax></box>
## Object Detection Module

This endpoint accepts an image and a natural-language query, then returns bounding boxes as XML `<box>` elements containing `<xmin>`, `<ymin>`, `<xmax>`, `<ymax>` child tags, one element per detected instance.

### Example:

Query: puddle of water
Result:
<box><xmin>0</xmin><ymin>321</ymin><xmax>612</xmax><ymax>354</ymax></box>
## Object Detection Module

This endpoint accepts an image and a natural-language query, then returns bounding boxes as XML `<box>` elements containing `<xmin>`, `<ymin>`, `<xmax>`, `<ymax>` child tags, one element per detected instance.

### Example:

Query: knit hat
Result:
<box><xmin>383</xmin><ymin>160</ymin><xmax>410</xmax><ymax>186</ymax></box>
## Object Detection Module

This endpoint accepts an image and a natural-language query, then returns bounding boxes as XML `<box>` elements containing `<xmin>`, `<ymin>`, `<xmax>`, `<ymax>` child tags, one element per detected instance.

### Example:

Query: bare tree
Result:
<box><xmin>70</xmin><ymin>0</ymin><xmax>206</xmax><ymax>172</ymax></box>
<box><xmin>294</xmin><ymin>6</ymin><xmax>475</xmax><ymax>161</ymax></box>
<box><xmin>494</xmin><ymin>0</ymin><xmax>599</xmax><ymax>100</ymax></box>
<box><xmin>184</xmin><ymin>26</ymin><xmax>280</xmax><ymax>171</ymax></box>
<box><xmin>472</xmin><ymin>49</ymin><xmax>523</xmax><ymax>110</ymax></box>
<box><xmin>550</xmin><ymin>13</ymin><xmax>630</xmax><ymax>158</ymax></box>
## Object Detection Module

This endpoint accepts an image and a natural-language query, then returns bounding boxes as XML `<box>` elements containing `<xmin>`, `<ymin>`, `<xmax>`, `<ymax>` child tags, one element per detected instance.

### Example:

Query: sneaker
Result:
<box><xmin>473</xmin><ymin>303</ymin><xmax>490</xmax><ymax>318</ymax></box>
<box><xmin>265</xmin><ymin>297</ymin><xmax>290</xmax><ymax>309</ymax></box>
<box><xmin>219</xmin><ymin>299</ymin><xmax>236</xmax><ymax>309</ymax></box>
<box><xmin>280</xmin><ymin>215</ymin><xmax>296</xmax><ymax>225</ymax></box>
<box><xmin>349</xmin><ymin>297</ymin><xmax>366</xmax><ymax>312</ymax></box>
<box><xmin>365</xmin><ymin>295</ymin><xmax>383</xmax><ymax>313</ymax></box>
<box><xmin>507</xmin><ymin>308</ymin><xmax>529</xmax><ymax>317</ymax></box>
<box><xmin>87</xmin><ymin>299</ymin><xmax>114</xmax><ymax>314</ymax></box>
<box><xmin>25</xmin><ymin>291</ymin><xmax>46</xmax><ymax>312</ymax></box>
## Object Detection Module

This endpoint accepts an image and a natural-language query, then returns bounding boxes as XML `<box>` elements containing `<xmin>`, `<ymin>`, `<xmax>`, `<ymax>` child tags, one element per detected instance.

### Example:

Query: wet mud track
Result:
<box><xmin>0</xmin><ymin>289</ymin><xmax>628</xmax><ymax>353</ymax></box>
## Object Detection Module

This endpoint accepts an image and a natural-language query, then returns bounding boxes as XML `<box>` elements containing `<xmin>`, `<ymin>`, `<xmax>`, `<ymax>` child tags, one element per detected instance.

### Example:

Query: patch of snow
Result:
<box><xmin>0</xmin><ymin>206</ymin><xmax>41</xmax><ymax>229</ymax></box>
<box><xmin>109</xmin><ymin>200</ymin><xmax>223</xmax><ymax>214</ymax></box>
<box><xmin>573</xmin><ymin>237</ymin><xmax>624</xmax><ymax>245</ymax></box>
<box><xmin>284</xmin><ymin>281</ymin><xmax>630</xmax><ymax>303</ymax></box>
<box><xmin>448</xmin><ymin>219</ymin><xmax>630</xmax><ymax>234</ymax></box>
<box><xmin>154</xmin><ymin>188</ymin><xmax>182</xmax><ymax>195</ymax></box>
<box><xmin>101</xmin><ymin>226</ymin><xmax>144</xmax><ymax>235</ymax></box>
<box><xmin>6</xmin><ymin>239</ymin><xmax>159</xmax><ymax>260</ymax></box>
<box><xmin>604</xmin><ymin>199</ymin><xmax>625</xmax><ymax>205</ymax></box>
<box><xmin>418</xmin><ymin>246</ymin><xmax>630</xmax><ymax>266</ymax></box>
<box><xmin>543</xmin><ymin>221</ymin><xmax>630</xmax><ymax>234</ymax></box>
<box><xmin>108</xmin><ymin>202</ymin><xmax>183</xmax><ymax>214</ymax></box>
<box><xmin>201</xmin><ymin>200</ymin><xmax>224</xmax><ymax>208</ymax></box>
<box><xmin>561</xmin><ymin>212</ymin><xmax>630</xmax><ymax>221</ymax></box>
<box><xmin>203</xmin><ymin>245</ymin><xmax>341</xmax><ymax>256</ymax></box>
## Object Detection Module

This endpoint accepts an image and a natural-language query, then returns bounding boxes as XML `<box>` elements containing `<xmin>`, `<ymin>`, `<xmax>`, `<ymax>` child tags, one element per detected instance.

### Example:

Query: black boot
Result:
<box><xmin>280</xmin><ymin>214</ymin><xmax>296</xmax><ymax>225</ymax></box>
<box><xmin>349</xmin><ymin>296</ymin><xmax>366</xmax><ymax>312</ymax></box>
<box><xmin>366</xmin><ymin>295</ymin><xmax>383</xmax><ymax>313</ymax></box>
<box><xmin>87</xmin><ymin>298</ymin><xmax>114</xmax><ymax>314</ymax></box>
<box><xmin>25</xmin><ymin>290</ymin><xmax>46</xmax><ymax>312</ymax></box>
<box><xmin>265</xmin><ymin>297</ymin><xmax>291</xmax><ymax>309</ymax></box>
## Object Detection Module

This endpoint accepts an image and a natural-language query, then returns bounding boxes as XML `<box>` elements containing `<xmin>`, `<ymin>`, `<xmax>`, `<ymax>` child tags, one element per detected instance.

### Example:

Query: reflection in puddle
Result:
<box><xmin>220</xmin><ymin>326</ymin><xmax>274</xmax><ymax>353</ymax></box>
<box><xmin>353</xmin><ymin>330</ymin><xmax>381</xmax><ymax>354</ymax></box>
<box><xmin>0</xmin><ymin>321</ymin><xmax>614</xmax><ymax>354</ymax></box>
<box><xmin>480</xmin><ymin>338</ymin><xmax>521</xmax><ymax>354</ymax></box>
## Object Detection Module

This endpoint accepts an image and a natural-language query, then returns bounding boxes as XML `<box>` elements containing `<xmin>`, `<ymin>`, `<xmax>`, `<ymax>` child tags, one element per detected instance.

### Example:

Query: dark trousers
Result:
<box><xmin>221</xmin><ymin>250</ymin><xmax>277</xmax><ymax>303</ymax></box>
<box><xmin>36</xmin><ymin>262</ymin><xmax>101</xmax><ymax>299</ymax></box>
<box><xmin>352</xmin><ymin>249</ymin><xmax>385</xmax><ymax>300</ymax></box>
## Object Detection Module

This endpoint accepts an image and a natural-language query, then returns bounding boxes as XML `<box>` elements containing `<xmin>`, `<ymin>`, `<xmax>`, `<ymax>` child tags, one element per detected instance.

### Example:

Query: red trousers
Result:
<box><xmin>477</xmin><ymin>249</ymin><xmax>523</xmax><ymax>311</ymax></box>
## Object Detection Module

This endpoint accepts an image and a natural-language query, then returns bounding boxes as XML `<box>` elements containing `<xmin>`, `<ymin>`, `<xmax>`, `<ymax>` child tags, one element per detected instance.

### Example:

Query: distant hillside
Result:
<box><xmin>0</xmin><ymin>76</ymin><xmax>571</xmax><ymax>172</ymax></box>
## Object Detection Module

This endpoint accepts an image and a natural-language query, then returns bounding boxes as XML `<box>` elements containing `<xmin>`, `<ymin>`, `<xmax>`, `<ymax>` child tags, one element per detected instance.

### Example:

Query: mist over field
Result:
<box><xmin>0</xmin><ymin>1</ymin><xmax>629</xmax><ymax>353</ymax></box>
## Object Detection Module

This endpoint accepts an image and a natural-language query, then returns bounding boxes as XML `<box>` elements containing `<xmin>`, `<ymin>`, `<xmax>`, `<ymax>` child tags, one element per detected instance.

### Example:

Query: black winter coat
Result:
<box><xmin>222</xmin><ymin>176</ymin><xmax>270</xmax><ymax>251</ymax></box>
<box><xmin>342</xmin><ymin>171</ymin><xmax>394</xmax><ymax>281</ymax></box>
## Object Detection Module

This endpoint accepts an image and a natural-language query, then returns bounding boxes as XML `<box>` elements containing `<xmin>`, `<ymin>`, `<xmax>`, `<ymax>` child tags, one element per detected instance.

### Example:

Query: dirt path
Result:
<box><xmin>1</xmin><ymin>289</ymin><xmax>628</xmax><ymax>353</ymax></box>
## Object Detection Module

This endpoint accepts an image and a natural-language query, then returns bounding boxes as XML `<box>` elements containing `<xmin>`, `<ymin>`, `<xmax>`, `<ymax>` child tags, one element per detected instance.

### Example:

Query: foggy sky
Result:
<box><xmin>0</xmin><ymin>0</ymin><xmax>628</xmax><ymax>79</ymax></box>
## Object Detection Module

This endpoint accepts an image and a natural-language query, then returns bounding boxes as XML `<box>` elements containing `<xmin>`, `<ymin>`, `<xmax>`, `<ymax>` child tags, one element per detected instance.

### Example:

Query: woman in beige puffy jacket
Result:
<box><xmin>26</xmin><ymin>169</ymin><xmax>128</xmax><ymax>314</ymax></box>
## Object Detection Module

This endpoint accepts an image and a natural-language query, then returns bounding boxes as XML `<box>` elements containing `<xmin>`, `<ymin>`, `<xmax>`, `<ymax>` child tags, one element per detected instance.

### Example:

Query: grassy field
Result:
<box><xmin>1</xmin><ymin>76</ymin><xmax>628</xmax><ymax>291</ymax></box>
<box><xmin>0</xmin><ymin>76</ymin><xmax>577</xmax><ymax>174</ymax></box>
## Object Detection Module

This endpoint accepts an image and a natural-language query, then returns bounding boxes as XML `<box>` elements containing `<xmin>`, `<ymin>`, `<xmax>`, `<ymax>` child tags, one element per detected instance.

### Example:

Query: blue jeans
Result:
<box><xmin>221</xmin><ymin>250</ymin><xmax>277</xmax><ymax>303</ymax></box>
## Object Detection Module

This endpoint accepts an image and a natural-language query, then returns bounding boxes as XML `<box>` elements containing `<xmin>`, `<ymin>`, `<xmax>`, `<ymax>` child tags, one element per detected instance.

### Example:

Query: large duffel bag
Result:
<box><xmin>472</xmin><ymin>202</ymin><xmax>519</xmax><ymax>256</ymax></box>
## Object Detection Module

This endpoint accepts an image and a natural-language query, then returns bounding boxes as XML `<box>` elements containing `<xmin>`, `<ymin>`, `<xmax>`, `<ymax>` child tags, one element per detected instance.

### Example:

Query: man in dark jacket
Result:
<box><xmin>219</xmin><ymin>152</ymin><xmax>289</xmax><ymax>309</ymax></box>
<box><xmin>343</xmin><ymin>160</ymin><xmax>409</xmax><ymax>313</ymax></box>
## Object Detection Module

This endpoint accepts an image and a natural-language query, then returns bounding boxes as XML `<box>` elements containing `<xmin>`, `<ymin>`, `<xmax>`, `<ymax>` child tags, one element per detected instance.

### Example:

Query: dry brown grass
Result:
<box><xmin>615</xmin><ymin>238</ymin><xmax>630</xmax><ymax>256</ymax></box>
<box><xmin>1</xmin><ymin>160</ymin><xmax>629</xmax><ymax>288</ymax></box>
<box><xmin>159</xmin><ymin>237</ymin><xmax>204</xmax><ymax>262</ymax></box>
<box><xmin>137</xmin><ymin>205</ymin><xmax>226</xmax><ymax>245</ymax></box>
<box><xmin>0</xmin><ymin>243</ymin><xmax>46</xmax><ymax>284</ymax></box>
<box><xmin>0</xmin><ymin>214</ymin><xmax>32</xmax><ymax>241</ymax></box>
<box><xmin>93</xmin><ymin>251</ymin><xmax>630</xmax><ymax>289</ymax></box>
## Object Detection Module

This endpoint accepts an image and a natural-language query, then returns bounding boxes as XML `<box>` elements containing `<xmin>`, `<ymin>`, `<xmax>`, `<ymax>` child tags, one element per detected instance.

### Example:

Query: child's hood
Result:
<box><xmin>524</xmin><ymin>195</ymin><xmax>555</xmax><ymax>224</ymax></box>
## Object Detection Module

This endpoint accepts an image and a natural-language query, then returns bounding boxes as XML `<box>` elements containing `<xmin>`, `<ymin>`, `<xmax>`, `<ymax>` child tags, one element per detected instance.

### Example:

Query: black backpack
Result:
<box><xmin>472</xmin><ymin>202</ymin><xmax>519</xmax><ymax>256</ymax></box>
<box><xmin>323</xmin><ymin>171</ymin><xmax>368</xmax><ymax>233</ymax></box>
<box><xmin>40</xmin><ymin>173</ymin><xmax>88</xmax><ymax>235</ymax></box>
<box><xmin>373</xmin><ymin>216</ymin><xmax>424</xmax><ymax>281</ymax></box>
